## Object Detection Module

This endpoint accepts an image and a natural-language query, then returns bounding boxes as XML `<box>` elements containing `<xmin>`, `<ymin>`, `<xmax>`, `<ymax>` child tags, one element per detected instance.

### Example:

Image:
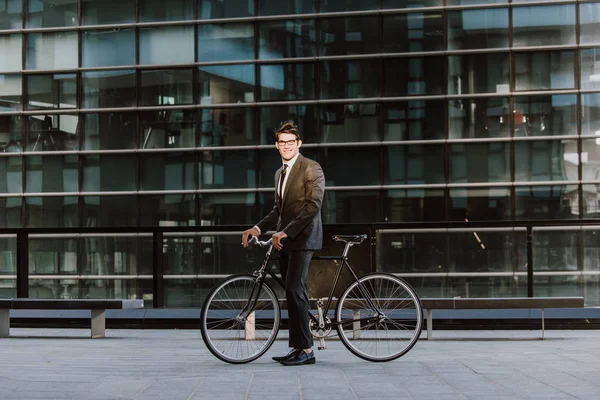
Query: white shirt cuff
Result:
<box><xmin>253</xmin><ymin>225</ymin><xmax>261</xmax><ymax>235</ymax></box>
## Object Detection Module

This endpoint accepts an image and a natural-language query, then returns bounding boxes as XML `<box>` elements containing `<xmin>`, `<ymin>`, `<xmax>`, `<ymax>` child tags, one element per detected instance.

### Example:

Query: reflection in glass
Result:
<box><xmin>513</xmin><ymin>95</ymin><xmax>577</xmax><ymax>137</ymax></box>
<box><xmin>82</xmin><ymin>196</ymin><xmax>137</xmax><ymax>227</ymax></box>
<box><xmin>320</xmin><ymin>147</ymin><xmax>380</xmax><ymax>186</ymax></box>
<box><xmin>515</xmin><ymin>51</ymin><xmax>574</xmax><ymax>91</ymax></box>
<box><xmin>582</xmin><ymin>94</ymin><xmax>600</xmax><ymax>137</ymax></box>
<box><xmin>199</xmin><ymin>64</ymin><xmax>255</xmax><ymax>104</ymax></box>
<box><xmin>199</xmin><ymin>0</ymin><xmax>254</xmax><ymax>19</ymax></box>
<box><xmin>322</xmin><ymin>60</ymin><xmax>380</xmax><ymax>99</ymax></box>
<box><xmin>200</xmin><ymin>150</ymin><xmax>255</xmax><ymax>189</ymax></box>
<box><xmin>258</xmin><ymin>0</ymin><xmax>315</xmax><ymax>16</ymax></box>
<box><xmin>580</xmin><ymin>3</ymin><xmax>600</xmax><ymax>44</ymax></box>
<box><xmin>532</xmin><ymin>231</ymin><xmax>578</xmax><ymax>275</ymax></box>
<box><xmin>0</xmin><ymin>238</ymin><xmax>16</xmax><ymax>273</ymax></box>
<box><xmin>27</xmin><ymin>74</ymin><xmax>76</xmax><ymax>110</ymax></box>
<box><xmin>384</xmin><ymin>100</ymin><xmax>445</xmax><ymax>141</ymax></box>
<box><xmin>140</xmin><ymin>0</ymin><xmax>193</xmax><ymax>22</ymax></box>
<box><xmin>259</xmin><ymin>19</ymin><xmax>316</xmax><ymax>60</ymax></box>
<box><xmin>82</xmin><ymin>112</ymin><xmax>136</xmax><ymax>150</ymax></box>
<box><xmin>139</xmin><ymin>195</ymin><xmax>195</xmax><ymax>226</ymax></box>
<box><xmin>139</xmin><ymin>26</ymin><xmax>194</xmax><ymax>65</ymax></box>
<box><xmin>0</xmin><ymin>0</ymin><xmax>21</xmax><ymax>30</ymax></box>
<box><xmin>320</xmin><ymin>103</ymin><xmax>378</xmax><ymax>143</ymax></box>
<box><xmin>82</xmin><ymin>154</ymin><xmax>136</xmax><ymax>192</ymax></box>
<box><xmin>82</xmin><ymin>0</ymin><xmax>135</xmax><ymax>25</ymax></box>
<box><xmin>200</xmin><ymin>107</ymin><xmax>255</xmax><ymax>146</ymax></box>
<box><xmin>446</xmin><ymin>0</ymin><xmax>505</xmax><ymax>5</ymax></box>
<box><xmin>384</xmin><ymin>57</ymin><xmax>443</xmax><ymax>97</ymax></box>
<box><xmin>448</xmin><ymin>97</ymin><xmax>510</xmax><ymax>138</ymax></box>
<box><xmin>323</xmin><ymin>190</ymin><xmax>381</xmax><ymax>223</ymax></box>
<box><xmin>321</xmin><ymin>16</ymin><xmax>378</xmax><ymax>56</ymax></box>
<box><xmin>28</xmin><ymin>238</ymin><xmax>77</xmax><ymax>276</ymax></box>
<box><xmin>450</xmin><ymin>143</ymin><xmax>510</xmax><ymax>183</ymax></box>
<box><xmin>141</xmin><ymin>109</ymin><xmax>197</xmax><ymax>149</ymax></box>
<box><xmin>581</xmin><ymin>49</ymin><xmax>600</xmax><ymax>91</ymax></box>
<box><xmin>385</xmin><ymin>189</ymin><xmax>445</xmax><ymax>222</ymax></box>
<box><xmin>515</xmin><ymin>140</ymin><xmax>575</xmax><ymax>182</ymax></box>
<box><xmin>163</xmin><ymin>236</ymin><xmax>197</xmax><ymax>275</ymax></box>
<box><xmin>386</xmin><ymin>144</ymin><xmax>444</xmax><ymax>184</ymax></box>
<box><xmin>0</xmin><ymin>155</ymin><xmax>22</xmax><ymax>193</ymax></box>
<box><xmin>82</xmin><ymin>70</ymin><xmax>135</xmax><ymax>109</ymax></box>
<box><xmin>321</xmin><ymin>0</ymin><xmax>378</xmax><ymax>12</ymax></box>
<box><xmin>27</xmin><ymin>114</ymin><xmax>78</xmax><ymax>151</ymax></box>
<box><xmin>515</xmin><ymin>185</ymin><xmax>575</xmax><ymax>219</ymax></box>
<box><xmin>141</xmin><ymin>69</ymin><xmax>193</xmax><ymax>106</ymax></box>
<box><xmin>200</xmin><ymin>193</ymin><xmax>259</xmax><ymax>225</ymax></box>
<box><xmin>0</xmin><ymin>34</ymin><xmax>21</xmax><ymax>71</ymax></box>
<box><xmin>140</xmin><ymin>153</ymin><xmax>194</xmax><ymax>191</ymax></box>
<box><xmin>26</xmin><ymin>32</ymin><xmax>78</xmax><ymax>70</ymax></box>
<box><xmin>378</xmin><ymin>232</ymin><xmax>447</xmax><ymax>276</ymax></box>
<box><xmin>448</xmin><ymin>53</ymin><xmax>509</xmax><ymax>94</ymax></box>
<box><xmin>0</xmin><ymin>74</ymin><xmax>21</xmax><ymax>112</ymax></box>
<box><xmin>26</xmin><ymin>197</ymin><xmax>78</xmax><ymax>227</ymax></box>
<box><xmin>584</xmin><ymin>184</ymin><xmax>600</xmax><ymax>216</ymax></box>
<box><xmin>583</xmin><ymin>230</ymin><xmax>600</xmax><ymax>304</ymax></box>
<box><xmin>27</xmin><ymin>0</ymin><xmax>77</xmax><ymax>28</ymax></box>
<box><xmin>260</xmin><ymin>63</ymin><xmax>315</xmax><ymax>101</ymax></box>
<box><xmin>199</xmin><ymin>23</ymin><xmax>254</xmax><ymax>62</ymax></box>
<box><xmin>31</xmin><ymin>278</ymin><xmax>150</xmax><ymax>301</ymax></box>
<box><xmin>513</xmin><ymin>5</ymin><xmax>576</xmax><ymax>47</ymax></box>
<box><xmin>449</xmin><ymin>231</ymin><xmax>525</xmax><ymax>274</ymax></box>
<box><xmin>0</xmin><ymin>115</ymin><xmax>22</xmax><ymax>151</ymax></box>
<box><xmin>82</xmin><ymin>29</ymin><xmax>135</xmax><ymax>67</ymax></box>
<box><xmin>383</xmin><ymin>13</ymin><xmax>443</xmax><ymax>53</ymax></box>
<box><xmin>448</xmin><ymin>8</ymin><xmax>508</xmax><ymax>50</ymax></box>
<box><xmin>260</xmin><ymin>105</ymin><xmax>318</xmax><ymax>145</ymax></box>
<box><xmin>450</xmin><ymin>187</ymin><xmax>511</xmax><ymax>221</ymax></box>
<box><xmin>581</xmin><ymin>140</ymin><xmax>600</xmax><ymax>183</ymax></box>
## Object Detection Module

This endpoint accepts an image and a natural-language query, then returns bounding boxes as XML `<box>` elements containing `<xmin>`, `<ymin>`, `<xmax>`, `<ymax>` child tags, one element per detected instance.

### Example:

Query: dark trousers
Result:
<box><xmin>279</xmin><ymin>250</ymin><xmax>314</xmax><ymax>349</ymax></box>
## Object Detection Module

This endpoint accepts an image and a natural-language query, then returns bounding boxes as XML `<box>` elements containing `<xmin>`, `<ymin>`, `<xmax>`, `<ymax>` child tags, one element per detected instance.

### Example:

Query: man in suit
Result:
<box><xmin>241</xmin><ymin>120</ymin><xmax>325</xmax><ymax>366</ymax></box>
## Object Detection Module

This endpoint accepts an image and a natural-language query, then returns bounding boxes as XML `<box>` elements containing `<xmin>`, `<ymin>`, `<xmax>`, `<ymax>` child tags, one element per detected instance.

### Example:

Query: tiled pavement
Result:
<box><xmin>0</xmin><ymin>328</ymin><xmax>599</xmax><ymax>399</ymax></box>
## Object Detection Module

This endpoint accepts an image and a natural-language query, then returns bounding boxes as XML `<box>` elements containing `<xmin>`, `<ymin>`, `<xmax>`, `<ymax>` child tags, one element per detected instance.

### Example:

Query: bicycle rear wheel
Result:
<box><xmin>335</xmin><ymin>273</ymin><xmax>423</xmax><ymax>362</ymax></box>
<box><xmin>200</xmin><ymin>274</ymin><xmax>280</xmax><ymax>364</ymax></box>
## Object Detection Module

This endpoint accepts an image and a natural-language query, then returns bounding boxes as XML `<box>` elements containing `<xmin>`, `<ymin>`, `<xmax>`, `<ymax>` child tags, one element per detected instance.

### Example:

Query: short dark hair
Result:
<box><xmin>274</xmin><ymin>120</ymin><xmax>300</xmax><ymax>141</ymax></box>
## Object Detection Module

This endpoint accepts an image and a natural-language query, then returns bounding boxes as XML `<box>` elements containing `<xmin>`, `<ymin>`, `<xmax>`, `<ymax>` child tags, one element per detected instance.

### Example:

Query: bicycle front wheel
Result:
<box><xmin>335</xmin><ymin>273</ymin><xmax>423</xmax><ymax>362</ymax></box>
<box><xmin>200</xmin><ymin>274</ymin><xmax>281</xmax><ymax>364</ymax></box>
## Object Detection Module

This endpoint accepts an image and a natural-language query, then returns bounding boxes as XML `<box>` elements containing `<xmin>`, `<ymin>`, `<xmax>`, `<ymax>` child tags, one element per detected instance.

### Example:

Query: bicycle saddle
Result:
<box><xmin>332</xmin><ymin>234</ymin><xmax>368</xmax><ymax>244</ymax></box>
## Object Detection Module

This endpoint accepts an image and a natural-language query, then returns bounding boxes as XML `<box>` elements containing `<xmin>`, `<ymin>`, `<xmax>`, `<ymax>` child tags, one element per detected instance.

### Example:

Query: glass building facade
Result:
<box><xmin>0</xmin><ymin>0</ymin><xmax>599</xmax><ymax>306</ymax></box>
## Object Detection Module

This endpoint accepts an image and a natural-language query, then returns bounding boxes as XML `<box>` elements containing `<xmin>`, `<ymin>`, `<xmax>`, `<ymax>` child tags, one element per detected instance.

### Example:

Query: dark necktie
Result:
<box><xmin>278</xmin><ymin>164</ymin><xmax>288</xmax><ymax>202</ymax></box>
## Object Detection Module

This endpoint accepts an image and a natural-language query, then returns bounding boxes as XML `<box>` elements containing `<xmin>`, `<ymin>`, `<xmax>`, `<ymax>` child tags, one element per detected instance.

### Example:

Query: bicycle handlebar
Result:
<box><xmin>249</xmin><ymin>236</ymin><xmax>272</xmax><ymax>247</ymax></box>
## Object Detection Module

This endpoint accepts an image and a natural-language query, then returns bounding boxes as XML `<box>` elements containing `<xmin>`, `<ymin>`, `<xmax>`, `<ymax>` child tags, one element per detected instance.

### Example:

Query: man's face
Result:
<box><xmin>276</xmin><ymin>133</ymin><xmax>301</xmax><ymax>161</ymax></box>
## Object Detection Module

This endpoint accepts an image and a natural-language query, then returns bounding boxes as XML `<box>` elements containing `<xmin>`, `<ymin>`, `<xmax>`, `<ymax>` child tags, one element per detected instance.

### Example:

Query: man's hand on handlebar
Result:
<box><xmin>241</xmin><ymin>227</ymin><xmax>259</xmax><ymax>248</ymax></box>
<box><xmin>271</xmin><ymin>231</ymin><xmax>288</xmax><ymax>251</ymax></box>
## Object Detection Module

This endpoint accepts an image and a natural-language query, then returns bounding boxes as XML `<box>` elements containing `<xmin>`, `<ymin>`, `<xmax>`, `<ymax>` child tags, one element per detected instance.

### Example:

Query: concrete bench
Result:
<box><xmin>0</xmin><ymin>299</ymin><xmax>144</xmax><ymax>338</ymax></box>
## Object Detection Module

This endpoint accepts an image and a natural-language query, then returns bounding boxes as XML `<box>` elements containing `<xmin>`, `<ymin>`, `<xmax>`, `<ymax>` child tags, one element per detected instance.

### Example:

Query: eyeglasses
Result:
<box><xmin>277</xmin><ymin>139</ymin><xmax>298</xmax><ymax>146</ymax></box>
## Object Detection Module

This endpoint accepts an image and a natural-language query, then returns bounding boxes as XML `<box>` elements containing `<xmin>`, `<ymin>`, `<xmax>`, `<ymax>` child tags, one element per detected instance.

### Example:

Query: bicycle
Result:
<box><xmin>200</xmin><ymin>234</ymin><xmax>423</xmax><ymax>364</ymax></box>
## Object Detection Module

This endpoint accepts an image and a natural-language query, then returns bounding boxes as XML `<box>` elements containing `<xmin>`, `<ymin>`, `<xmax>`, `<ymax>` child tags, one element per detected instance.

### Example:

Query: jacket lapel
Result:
<box><xmin>281</xmin><ymin>154</ymin><xmax>303</xmax><ymax>206</ymax></box>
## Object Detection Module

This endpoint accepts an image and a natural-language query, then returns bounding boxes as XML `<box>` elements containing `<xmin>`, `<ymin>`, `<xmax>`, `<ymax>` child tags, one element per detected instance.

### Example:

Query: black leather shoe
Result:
<box><xmin>272</xmin><ymin>348</ymin><xmax>300</xmax><ymax>362</ymax></box>
<box><xmin>280</xmin><ymin>351</ymin><xmax>315</xmax><ymax>366</ymax></box>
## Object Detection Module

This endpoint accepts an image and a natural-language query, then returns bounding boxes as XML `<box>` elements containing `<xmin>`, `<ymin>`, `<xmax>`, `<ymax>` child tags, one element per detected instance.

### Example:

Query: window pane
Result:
<box><xmin>259</xmin><ymin>19</ymin><xmax>316</xmax><ymax>60</ymax></box>
<box><xmin>449</xmin><ymin>97</ymin><xmax>510</xmax><ymax>139</ymax></box>
<box><xmin>384</xmin><ymin>0</ymin><xmax>442</xmax><ymax>7</ymax></box>
<box><xmin>515</xmin><ymin>185</ymin><xmax>574</xmax><ymax>219</ymax></box>
<box><xmin>141</xmin><ymin>69</ymin><xmax>193</xmax><ymax>106</ymax></box>
<box><xmin>0</xmin><ymin>34</ymin><xmax>22</xmax><ymax>71</ymax></box>
<box><xmin>82</xmin><ymin>70</ymin><xmax>135</xmax><ymax>109</ymax></box>
<box><xmin>140</xmin><ymin>152</ymin><xmax>195</xmax><ymax>191</ymax></box>
<box><xmin>27</xmin><ymin>73</ymin><xmax>76</xmax><ymax>110</ymax></box>
<box><xmin>583</xmin><ymin>140</ymin><xmax>600</xmax><ymax>183</ymax></box>
<box><xmin>82</xmin><ymin>112</ymin><xmax>136</xmax><ymax>150</ymax></box>
<box><xmin>384</xmin><ymin>100</ymin><xmax>445</xmax><ymax>141</ymax></box>
<box><xmin>199</xmin><ymin>23</ymin><xmax>254</xmax><ymax>62</ymax></box>
<box><xmin>26</xmin><ymin>196</ymin><xmax>78</xmax><ymax>227</ymax></box>
<box><xmin>513</xmin><ymin>5</ymin><xmax>576</xmax><ymax>47</ymax></box>
<box><xmin>82</xmin><ymin>29</ymin><xmax>135</xmax><ymax>67</ymax></box>
<box><xmin>580</xmin><ymin>3</ymin><xmax>600</xmax><ymax>44</ymax></box>
<box><xmin>200</xmin><ymin>107</ymin><xmax>255</xmax><ymax>146</ymax></box>
<box><xmin>385</xmin><ymin>189</ymin><xmax>445</xmax><ymax>222</ymax></box>
<box><xmin>449</xmin><ymin>231</ymin><xmax>523</xmax><ymax>275</ymax></box>
<box><xmin>0</xmin><ymin>115</ymin><xmax>22</xmax><ymax>151</ymax></box>
<box><xmin>200</xmin><ymin>193</ymin><xmax>259</xmax><ymax>225</ymax></box>
<box><xmin>140</xmin><ymin>26</ymin><xmax>194</xmax><ymax>65</ymax></box>
<box><xmin>27</xmin><ymin>114</ymin><xmax>78</xmax><ymax>151</ymax></box>
<box><xmin>321</xmin><ymin>0</ymin><xmax>377</xmax><ymax>12</ymax></box>
<box><xmin>0</xmin><ymin>155</ymin><xmax>22</xmax><ymax>193</ymax></box>
<box><xmin>581</xmin><ymin>49</ymin><xmax>600</xmax><ymax>91</ymax></box>
<box><xmin>384</xmin><ymin>57</ymin><xmax>443</xmax><ymax>97</ymax></box>
<box><xmin>258</xmin><ymin>0</ymin><xmax>315</xmax><ymax>16</ymax></box>
<box><xmin>322</xmin><ymin>60</ymin><xmax>380</xmax><ymax>99</ymax></box>
<box><xmin>450</xmin><ymin>142</ymin><xmax>510</xmax><ymax>183</ymax></box>
<box><xmin>323</xmin><ymin>190</ymin><xmax>381</xmax><ymax>224</ymax></box>
<box><xmin>139</xmin><ymin>195</ymin><xmax>195</xmax><ymax>226</ymax></box>
<box><xmin>82</xmin><ymin>196</ymin><xmax>137</xmax><ymax>227</ymax></box>
<box><xmin>320</xmin><ymin>147</ymin><xmax>380</xmax><ymax>186</ymax></box>
<box><xmin>142</xmin><ymin>109</ymin><xmax>197</xmax><ymax>149</ymax></box>
<box><xmin>514</xmin><ymin>51</ymin><xmax>574</xmax><ymax>91</ymax></box>
<box><xmin>513</xmin><ymin>95</ymin><xmax>577</xmax><ymax>137</ymax></box>
<box><xmin>515</xmin><ymin>140</ymin><xmax>576</xmax><ymax>182</ymax></box>
<box><xmin>0</xmin><ymin>198</ymin><xmax>20</xmax><ymax>228</ymax></box>
<box><xmin>82</xmin><ymin>0</ymin><xmax>135</xmax><ymax>25</ymax></box>
<box><xmin>26</xmin><ymin>155</ymin><xmax>78</xmax><ymax>193</ymax></box>
<box><xmin>26</xmin><ymin>32</ymin><xmax>78</xmax><ymax>70</ymax></box>
<box><xmin>448</xmin><ymin>9</ymin><xmax>508</xmax><ymax>50</ymax></box>
<box><xmin>583</xmin><ymin>185</ymin><xmax>600</xmax><ymax>216</ymax></box>
<box><xmin>200</xmin><ymin>150</ymin><xmax>256</xmax><ymax>189</ymax></box>
<box><xmin>448</xmin><ymin>53</ymin><xmax>509</xmax><ymax>94</ymax></box>
<box><xmin>83</xmin><ymin>154</ymin><xmax>136</xmax><ymax>192</ymax></box>
<box><xmin>0</xmin><ymin>0</ymin><xmax>21</xmax><ymax>30</ymax></box>
<box><xmin>200</xmin><ymin>0</ymin><xmax>254</xmax><ymax>19</ymax></box>
<box><xmin>383</xmin><ymin>13</ymin><xmax>443</xmax><ymax>53</ymax></box>
<box><xmin>450</xmin><ymin>187</ymin><xmax>511</xmax><ymax>221</ymax></box>
<box><xmin>321</xmin><ymin>16</ymin><xmax>378</xmax><ymax>56</ymax></box>
<box><xmin>260</xmin><ymin>63</ymin><xmax>315</xmax><ymax>101</ymax></box>
<box><xmin>199</xmin><ymin>64</ymin><xmax>255</xmax><ymax>104</ymax></box>
<box><xmin>386</xmin><ymin>144</ymin><xmax>444</xmax><ymax>184</ymax></box>
<box><xmin>27</xmin><ymin>0</ymin><xmax>78</xmax><ymax>28</ymax></box>
<box><xmin>582</xmin><ymin>93</ymin><xmax>600</xmax><ymax>137</ymax></box>
<box><xmin>260</xmin><ymin>105</ymin><xmax>318</xmax><ymax>145</ymax></box>
<box><xmin>0</xmin><ymin>74</ymin><xmax>21</xmax><ymax>111</ymax></box>
<box><xmin>320</xmin><ymin>103</ymin><xmax>379</xmax><ymax>143</ymax></box>
<box><xmin>140</xmin><ymin>0</ymin><xmax>193</xmax><ymax>22</ymax></box>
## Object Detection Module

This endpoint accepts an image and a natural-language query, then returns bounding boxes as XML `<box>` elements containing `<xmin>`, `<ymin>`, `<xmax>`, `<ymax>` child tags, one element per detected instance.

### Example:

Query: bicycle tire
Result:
<box><xmin>335</xmin><ymin>272</ymin><xmax>423</xmax><ymax>362</ymax></box>
<box><xmin>201</xmin><ymin>274</ymin><xmax>281</xmax><ymax>364</ymax></box>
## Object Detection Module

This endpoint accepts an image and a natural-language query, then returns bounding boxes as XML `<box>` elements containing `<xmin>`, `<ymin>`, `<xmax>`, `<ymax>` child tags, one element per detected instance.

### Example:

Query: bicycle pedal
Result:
<box><xmin>318</xmin><ymin>346</ymin><xmax>327</xmax><ymax>350</ymax></box>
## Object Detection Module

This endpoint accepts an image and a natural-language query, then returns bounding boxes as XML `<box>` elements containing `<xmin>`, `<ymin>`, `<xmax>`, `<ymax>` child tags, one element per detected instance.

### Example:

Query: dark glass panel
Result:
<box><xmin>582</xmin><ymin>93</ymin><xmax>600</xmax><ymax>137</ymax></box>
<box><xmin>384</xmin><ymin>100</ymin><xmax>445</xmax><ymax>141</ymax></box>
<box><xmin>321</xmin><ymin>0</ymin><xmax>378</xmax><ymax>12</ymax></box>
<box><xmin>583</xmin><ymin>185</ymin><xmax>600</xmax><ymax>217</ymax></box>
<box><xmin>259</xmin><ymin>19</ymin><xmax>316</xmax><ymax>60</ymax></box>
<box><xmin>0</xmin><ymin>198</ymin><xmax>20</xmax><ymax>228</ymax></box>
<box><xmin>199</xmin><ymin>0</ymin><xmax>254</xmax><ymax>19</ymax></box>
<box><xmin>139</xmin><ymin>195</ymin><xmax>195</xmax><ymax>226</ymax></box>
<box><xmin>320</xmin><ymin>16</ymin><xmax>378</xmax><ymax>56</ymax></box>
<box><xmin>515</xmin><ymin>51</ymin><xmax>575</xmax><ymax>91</ymax></box>
<box><xmin>25</xmin><ymin>196</ymin><xmax>77</xmax><ymax>227</ymax></box>
<box><xmin>450</xmin><ymin>187</ymin><xmax>511</xmax><ymax>221</ymax></box>
<box><xmin>0</xmin><ymin>0</ymin><xmax>21</xmax><ymax>30</ymax></box>
<box><xmin>0</xmin><ymin>155</ymin><xmax>22</xmax><ymax>193</ymax></box>
<box><xmin>515</xmin><ymin>185</ymin><xmax>576</xmax><ymax>220</ymax></box>
<box><xmin>448</xmin><ymin>97</ymin><xmax>510</xmax><ymax>138</ymax></box>
<box><xmin>141</xmin><ymin>109</ymin><xmax>196</xmax><ymax>149</ymax></box>
<box><xmin>581</xmin><ymin>49</ymin><xmax>600</xmax><ymax>91</ymax></box>
<box><xmin>26</xmin><ymin>155</ymin><xmax>78</xmax><ymax>193</ymax></box>
<box><xmin>320</xmin><ymin>147</ymin><xmax>380</xmax><ymax>186</ymax></box>
<box><xmin>448</xmin><ymin>8</ymin><xmax>509</xmax><ymax>50</ymax></box>
<box><xmin>27</xmin><ymin>114</ymin><xmax>78</xmax><ymax>151</ymax></box>
<box><xmin>515</xmin><ymin>140</ymin><xmax>576</xmax><ymax>182</ymax></box>
<box><xmin>82</xmin><ymin>70</ymin><xmax>135</xmax><ymax>109</ymax></box>
<box><xmin>199</xmin><ymin>107</ymin><xmax>255</xmax><ymax>146</ymax></box>
<box><xmin>0</xmin><ymin>115</ymin><xmax>22</xmax><ymax>151</ymax></box>
<box><xmin>580</xmin><ymin>3</ymin><xmax>600</xmax><ymax>45</ymax></box>
<box><xmin>140</xmin><ymin>152</ymin><xmax>194</xmax><ymax>191</ymax></box>
<box><xmin>322</xmin><ymin>60</ymin><xmax>380</xmax><ymax>99</ymax></box>
<box><xmin>27</xmin><ymin>0</ymin><xmax>77</xmax><ymax>28</ymax></box>
<box><xmin>320</xmin><ymin>103</ymin><xmax>378</xmax><ymax>143</ymax></box>
<box><xmin>260</xmin><ymin>63</ymin><xmax>315</xmax><ymax>101</ymax></box>
<box><xmin>383</xmin><ymin>13</ymin><xmax>443</xmax><ymax>53</ymax></box>
<box><xmin>199</xmin><ymin>150</ymin><xmax>255</xmax><ymax>189</ymax></box>
<box><xmin>322</xmin><ymin>190</ymin><xmax>381</xmax><ymax>224</ymax></box>
<box><xmin>260</xmin><ymin>105</ymin><xmax>318</xmax><ymax>145</ymax></box>
<box><xmin>140</xmin><ymin>69</ymin><xmax>193</xmax><ymax>106</ymax></box>
<box><xmin>384</xmin><ymin>57</ymin><xmax>443</xmax><ymax>97</ymax></box>
<box><xmin>582</xmin><ymin>140</ymin><xmax>600</xmax><ymax>184</ymax></box>
<box><xmin>385</xmin><ymin>144</ymin><xmax>444</xmax><ymax>184</ymax></box>
<box><xmin>139</xmin><ymin>26</ymin><xmax>194</xmax><ymax>65</ymax></box>
<box><xmin>82</xmin><ymin>29</ymin><xmax>135</xmax><ymax>67</ymax></box>
<box><xmin>448</xmin><ymin>53</ymin><xmax>509</xmax><ymax>94</ymax></box>
<box><xmin>82</xmin><ymin>0</ymin><xmax>135</xmax><ymax>25</ymax></box>
<box><xmin>26</xmin><ymin>32</ymin><xmax>78</xmax><ymax>70</ymax></box>
<box><xmin>0</xmin><ymin>74</ymin><xmax>21</xmax><ymax>111</ymax></box>
<box><xmin>198</xmin><ymin>23</ymin><xmax>254</xmax><ymax>62</ymax></box>
<box><xmin>385</xmin><ymin>189</ymin><xmax>445</xmax><ymax>222</ymax></box>
<box><xmin>27</xmin><ymin>74</ymin><xmax>76</xmax><ymax>110</ymax></box>
<box><xmin>199</xmin><ymin>64</ymin><xmax>255</xmax><ymax>104</ymax></box>
<box><xmin>513</xmin><ymin>95</ymin><xmax>577</xmax><ymax>137</ymax></box>
<box><xmin>82</xmin><ymin>112</ymin><xmax>136</xmax><ymax>151</ymax></box>
<box><xmin>450</xmin><ymin>142</ymin><xmax>510</xmax><ymax>183</ymax></box>
<box><xmin>258</xmin><ymin>0</ymin><xmax>315</xmax><ymax>16</ymax></box>
<box><xmin>140</xmin><ymin>0</ymin><xmax>193</xmax><ymax>22</ymax></box>
<box><xmin>199</xmin><ymin>193</ymin><xmax>259</xmax><ymax>225</ymax></box>
<box><xmin>513</xmin><ymin>5</ymin><xmax>576</xmax><ymax>47</ymax></box>
<box><xmin>258</xmin><ymin>147</ymin><xmax>318</xmax><ymax>188</ymax></box>
<box><xmin>82</xmin><ymin>196</ymin><xmax>137</xmax><ymax>227</ymax></box>
<box><xmin>82</xmin><ymin>154</ymin><xmax>136</xmax><ymax>192</ymax></box>
<box><xmin>383</xmin><ymin>0</ymin><xmax>442</xmax><ymax>7</ymax></box>
<box><xmin>0</xmin><ymin>34</ymin><xmax>22</xmax><ymax>71</ymax></box>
